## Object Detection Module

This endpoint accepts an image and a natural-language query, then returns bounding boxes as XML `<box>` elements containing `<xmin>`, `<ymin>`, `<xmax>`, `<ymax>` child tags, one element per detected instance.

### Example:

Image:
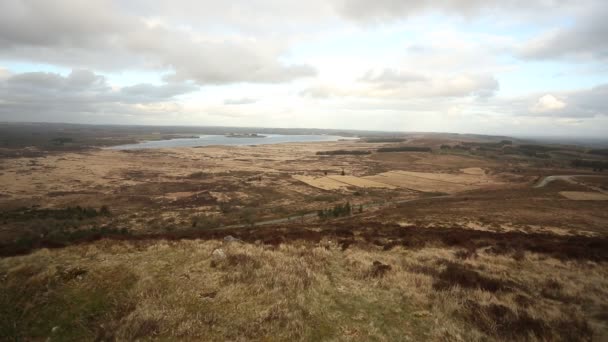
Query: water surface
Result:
<box><xmin>111</xmin><ymin>134</ymin><xmax>353</xmax><ymax>150</ymax></box>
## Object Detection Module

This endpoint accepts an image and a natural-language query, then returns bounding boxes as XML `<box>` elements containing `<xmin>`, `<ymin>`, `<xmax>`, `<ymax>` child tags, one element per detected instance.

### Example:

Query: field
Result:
<box><xmin>364</xmin><ymin>169</ymin><xmax>500</xmax><ymax>193</ymax></box>
<box><xmin>1</xmin><ymin>123</ymin><xmax>608</xmax><ymax>341</ymax></box>
<box><xmin>294</xmin><ymin>175</ymin><xmax>396</xmax><ymax>190</ymax></box>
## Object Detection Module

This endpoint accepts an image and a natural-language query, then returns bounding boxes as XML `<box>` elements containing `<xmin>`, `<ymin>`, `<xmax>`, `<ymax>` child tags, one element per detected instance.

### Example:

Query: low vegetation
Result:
<box><xmin>316</xmin><ymin>150</ymin><xmax>372</xmax><ymax>155</ymax></box>
<box><xmin>572</xmin><ymin>159</ymin><xmax>608</xmax><ymax>170</ymax></box>
<box><xmin>1</xmin><ymin>231</ymin><xmax>604</xmax><ymax>340</ymax></box>
<box><xmin>0</xmin><ymin>226</ymin><xmax>131</xmax><ymax>257</ymax></box>
<box><xmin>0</xmin><ymin>206</ymin><xmax>110</xmax><ymax>221</ymax></box>
<box><xmin>364</xmin><ymin>137</ymin><xmax>407</xmax><ymax>143</ymax></box>
<box><xmin>588</xmin><ymin>149</ymin><xmax>608</xmax><ymax>157</ymax></box>
<box><xmin>377</xmin><ymin>146</ymin><xmax>432</xmax><ymax>152</ymax></box>
<box><xmin>2</xmin><ymin>126</ymin><xmax>608</xmax><ymax>340</ymax></box>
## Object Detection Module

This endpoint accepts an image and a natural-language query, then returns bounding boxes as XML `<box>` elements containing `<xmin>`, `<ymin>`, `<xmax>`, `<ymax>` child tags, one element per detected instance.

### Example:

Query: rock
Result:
<box><xmin>212</xmin><ymin>248</ymin><xmax>226</xmax><ymax>259</ymax></box>
<box><xmin>57</xmin><ymin>267</ymin><xmax>87</xmax><ymax>281</ymax></box>
<box><xmin>223</xmin><ymin>235</ymin><xmax>241</xmax><ymax>243</ymax></box>
<box><xmin>199</xmin><ymin>290</ymin><xmax>218</xmax><ymax>299</ymax></box>
<box><xmin>414</xmin><ymin>310</ymin><xmax>431</xmax><ymax>318</ymax></box>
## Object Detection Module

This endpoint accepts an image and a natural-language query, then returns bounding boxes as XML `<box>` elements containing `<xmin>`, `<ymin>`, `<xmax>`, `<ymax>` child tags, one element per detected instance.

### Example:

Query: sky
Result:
<box><xmin>0</xmin><ymin>0</ymin><xmax>607</xmax><ymax>137</ymax></box>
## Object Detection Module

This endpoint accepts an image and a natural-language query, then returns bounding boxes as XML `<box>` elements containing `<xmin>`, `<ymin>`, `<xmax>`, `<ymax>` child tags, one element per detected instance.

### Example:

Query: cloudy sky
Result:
<box><xmin>1</xmin><ymin>0</ymin><xmax>607</xmax><ymax>136</ymax></box>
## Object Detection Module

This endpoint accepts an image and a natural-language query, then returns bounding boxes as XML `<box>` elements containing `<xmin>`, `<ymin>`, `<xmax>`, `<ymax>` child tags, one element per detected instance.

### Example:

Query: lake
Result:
<box><xmin>110</xmin><ymin>134</ymin><xmax>355</xmax><ymax>150</ymax></box>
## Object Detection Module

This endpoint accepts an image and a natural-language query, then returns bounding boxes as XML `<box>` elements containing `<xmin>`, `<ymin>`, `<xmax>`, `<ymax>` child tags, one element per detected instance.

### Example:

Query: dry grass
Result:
<box><xmin>1</xmin><ymin>237</ymin><xmax>606</xmax><ymax>341</ymax></box>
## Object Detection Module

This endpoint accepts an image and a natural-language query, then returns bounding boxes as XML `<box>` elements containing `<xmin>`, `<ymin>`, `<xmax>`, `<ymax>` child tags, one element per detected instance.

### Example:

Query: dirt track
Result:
<box><xmin>535</xmin><ymin>175</ymin><xmax>608</xmax><ymax>194</ymax></box>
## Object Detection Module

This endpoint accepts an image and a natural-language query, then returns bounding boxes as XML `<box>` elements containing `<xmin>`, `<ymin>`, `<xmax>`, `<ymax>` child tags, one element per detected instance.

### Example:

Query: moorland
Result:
<box><xmin>1</xmin><ymin>123</ymin><xmax>607</xmax><ymax>341</ymax></box>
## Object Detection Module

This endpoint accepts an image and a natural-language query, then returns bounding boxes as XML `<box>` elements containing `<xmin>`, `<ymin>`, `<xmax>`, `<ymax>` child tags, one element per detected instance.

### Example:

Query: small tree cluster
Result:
<box><xmin>317</xmin><ymin>202</ymin><xmax>352</xmax><ymax>219</ymax></box>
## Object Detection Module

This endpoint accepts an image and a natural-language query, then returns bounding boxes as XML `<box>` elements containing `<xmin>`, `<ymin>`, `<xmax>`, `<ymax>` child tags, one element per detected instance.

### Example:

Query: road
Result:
<box><xmin>220</xmin><ymin>174</ymin><xmax>606</xmax><ymax>230</ymax></box>
<box><xmin>220</xmin><ymin>194</ymin><xmax>450</xmax><ymax>229</ymax></box>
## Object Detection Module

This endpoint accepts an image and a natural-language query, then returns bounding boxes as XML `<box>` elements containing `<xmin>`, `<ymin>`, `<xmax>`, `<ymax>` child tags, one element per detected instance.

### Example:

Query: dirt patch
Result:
<box><xmin>292</xmin><ymin>175</ymin><xmax>349</xmax><ymax>190</ymax></box>
<box><xmin>461</xmin><ymin>167</ymin><xmax>485</xmax><ymax>175</ymax></box>
<box><xmin>325</xmin><ymin>175</ymin><xmax>395</xmax><ymax>189</ymax></box>
<box><xmin>559</xmin><ymin>191</ymin><xmax>608</xmax><ymax>200</ymax></box>
<box><xmin>293</xmin><ymin>175</ymin><xmax>395</xmax><ymax>190</ymax></box>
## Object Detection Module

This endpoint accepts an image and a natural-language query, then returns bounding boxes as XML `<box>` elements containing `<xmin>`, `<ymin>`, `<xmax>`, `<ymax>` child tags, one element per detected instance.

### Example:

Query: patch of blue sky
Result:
<box><xmin>1</xmin><ymin>61</ymin><xmax>70</xmax><ymax>75</ymax></box>
<box><xmin>102</xmin><ymin>70</ymin><xmax>166</xmax><ymax>87</ymax></box>
<box><xmin>496</xmin><ymin>58</ymin><xmax>608</xmax><ymax>96</ymax></box>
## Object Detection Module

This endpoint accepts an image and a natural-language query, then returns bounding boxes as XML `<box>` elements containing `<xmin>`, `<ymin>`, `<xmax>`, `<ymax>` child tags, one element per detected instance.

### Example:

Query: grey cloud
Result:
<box><xmin>335</xmin><ymin>0</ymin><xmax>577</xmax><ymax>21</ymax></box>
<box><xmin>120</xmin><ymin>83</ymin><xmax>198</xmax><ymax>103</ymax></box>
<box><xmin>551</xmin><ymin>84</ymin><xmax>608</xmax><ymax>118</ymax></box>
<box><xmin>519</xmin><ymin>4</ymin><xmax>608</xmax><ymax>61</ymax></box>
<box><xmin>0</xmin><ymin>0</ymin><xmax>316</xmax><ymax>84</ymax></box>
<box><xmin>160</xmin><ymin>38</ymin><xmax>317</xmax><ymax>85</ymax></box>
<box><xmin>0</xmin><ymin>69</ymin><xmax>197</xmax><ymax>121</ymax></box>
<box><xmin>0</xmin><ymin>0</ymin><xmax>129</xmax><ymax>47</ymax></box>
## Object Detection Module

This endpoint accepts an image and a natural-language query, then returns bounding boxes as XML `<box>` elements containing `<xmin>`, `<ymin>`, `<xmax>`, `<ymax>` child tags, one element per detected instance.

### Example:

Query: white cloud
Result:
<box><xmin>530</xmin><ymin>94</ymin><xmax>567</xmax><ymax>113</ymax></box>
<box><xmin>304</xmin><ymin>70</ymin><xmax>499</xmax><ymax>99</ymax></box>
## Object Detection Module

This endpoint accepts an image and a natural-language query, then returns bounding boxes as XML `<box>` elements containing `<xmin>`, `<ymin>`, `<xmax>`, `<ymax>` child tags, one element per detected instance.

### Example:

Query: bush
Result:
<box><xmin>317</xmin><ymin>202</ymin><xmax>352</xmax><ymax>219</ymax></box>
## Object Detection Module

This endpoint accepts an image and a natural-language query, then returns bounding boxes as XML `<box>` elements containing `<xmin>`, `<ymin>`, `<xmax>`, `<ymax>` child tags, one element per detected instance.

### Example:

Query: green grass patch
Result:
<box><xmin>0</xmin><ymin>264</ymin><xmax>137</xmax><ymax>341</ymax></box>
